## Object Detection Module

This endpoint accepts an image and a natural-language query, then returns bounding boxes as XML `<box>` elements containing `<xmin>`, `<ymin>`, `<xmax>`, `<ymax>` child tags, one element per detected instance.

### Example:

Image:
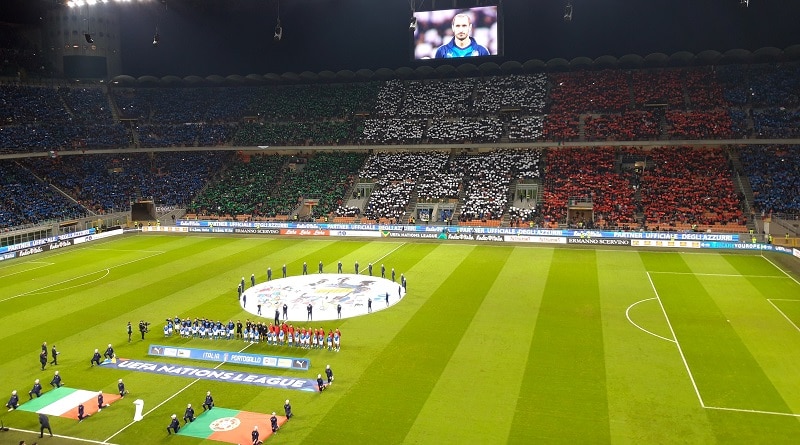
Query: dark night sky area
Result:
<box><xmin>3</xmin><ymin>0</ymin><xmax>800</xmax><ymax>77</ymax></box>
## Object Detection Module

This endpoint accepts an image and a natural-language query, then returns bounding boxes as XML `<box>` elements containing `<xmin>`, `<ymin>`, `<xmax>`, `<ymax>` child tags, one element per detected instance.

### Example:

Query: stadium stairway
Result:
<box><xmin>774</xmin><ymin>215</ymin><xmax>800</xmax><ymax>239</ymax></box>
<box><xmin>403</xmin><ymin>189</ymin><xmax>419</xmax><ymax>224</ymax></box>
<box><xmin>725</xmin><ymin>146</ymin><xmax>757</xmax><ymax>232</ymax></box>
<box><xmin>451</xmin><ymin>188</ymin><xmax>467</xmax><ymax>222</ymax></box>
<box><xmin>19</xmin><ymin>161</ymin><xmax>96</xmax><ymax>217</ymax></box>
<box><xmin>159</xmin><ymin>208</ymin><xmax>186</xmax><ymax>226</ymax></box>
<box><xmin>58</xmin><ymin>92</ymin><xmax>76</xmax><ymax>121</ymax></box>
<box><xmin>106</xmin><ymin>85</ymin><xmax>122</xmax><ymax>121</ymax></box>
<box><xmin>501</xmin><ymin>181</ymin><xmax>521</xmax><ymax>227</ymax></box>
<box><xmin>578</xmin><ymin>114</ymin><xmax>587</xmax><ymax>141</ymax></box>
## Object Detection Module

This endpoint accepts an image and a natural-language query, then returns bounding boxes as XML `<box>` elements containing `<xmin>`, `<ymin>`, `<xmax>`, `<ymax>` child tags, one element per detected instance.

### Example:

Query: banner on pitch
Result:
<box><xmin>103</xmin><ymin>358</ymin><xmax>319</xmax><ymax>392</ymax></box>
<box><xmin>147</xmin><ymin>344</ymin><xmax>309</xmax><ymax>370</ymax></box>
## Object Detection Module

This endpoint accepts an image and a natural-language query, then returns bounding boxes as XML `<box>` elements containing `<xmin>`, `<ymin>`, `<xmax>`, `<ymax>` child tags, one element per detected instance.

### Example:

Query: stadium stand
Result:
<box><xmin>21</xmin><ymin>152</ymin><xmax>232</xmax><ymax>215</ymax></box>
<box><xmin>358</xmin><ymin>151</ymin><xmax>449</xmax><ymax>222</ymax></box>
<box><xmin>541</xmin><ymin>147</ymin><xmax>637</xmax><ymax>229</ymax></box>
<box><xmin>0</xmin><ymin>160</ymin><xmax>88</xmax><ymax>229</ymax></box>
<box><xmin>3</xmin><ymin>61</ymin><xmax>800</xmax><ymax>232</ymax></box>
<box><xmin>264</xmin><ymin>152</ymin><xmax>367</xmax><ymax>219</ymax></box>
<box><xmin>584</xmin><ymin>111</ymin><xmax>660</xmax><ymax>141</ymax></box>
<box><xmin>739</xmin><ymin>145</ymin><xmax>800</xmax><ymax>214</ymax></box>
<box><xmin>548</xmin><ymin>70</ymin><xmax>631</xmax><ymax>114</ymax></box>
<box><xmin>632</xmin><ymin>69</ymin><xmax>685</xmax><ymax>108</ymax></box>
<box><xmin>450</xmin><ymin>149</ymin><xmax>542</xmax><ymax>223</ymax></box>
<box><xmin>639</xmin><ymin>146</ymin><xmax>744</xmax><ymax>229</ymax></box>
<box><xmin>665</xmin><ymin>110</ymin><xmax>733</xmax><ymax>139</ymax></box>
<box><xmin>188</xmin><ymin>154</ymin><xmax>287</xmax><ymax>218</ymax></box>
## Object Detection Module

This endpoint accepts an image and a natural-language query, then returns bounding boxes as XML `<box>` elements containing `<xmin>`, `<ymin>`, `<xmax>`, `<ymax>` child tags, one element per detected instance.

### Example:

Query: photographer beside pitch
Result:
<box><xmin>139</xmin><ymin>320</ymin><xmax>150</xmax><ymax>340</ymax></box>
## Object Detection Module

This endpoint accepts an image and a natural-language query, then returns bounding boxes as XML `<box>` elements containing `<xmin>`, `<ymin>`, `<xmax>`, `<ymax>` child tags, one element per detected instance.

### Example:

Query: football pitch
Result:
<box><xmin>2</xmin><ymin>234</ymin><xmax>800</xmax><ymax>444</ymax></box>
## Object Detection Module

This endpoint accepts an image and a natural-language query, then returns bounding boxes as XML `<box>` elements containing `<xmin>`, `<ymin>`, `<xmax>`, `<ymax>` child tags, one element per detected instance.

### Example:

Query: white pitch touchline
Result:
<box><xmin>0</xmin><ymin>250</ymin><xmax>165</xmax><ymax>304</ymax></box>
<box><xmin>625</xmin><ymin>298</ymin><xmax>676</xmax><ymax>343</ymax></box>
<box><xmin>704</xmin><ymin>404</ymin><xmax>800</xmax><ymax>418</ymax></box>
<box><xmin>766</xmin><ymin>299</ymin><xmax>800</xmax><ymax>335</ymax></box>
<box><xmin>103</xmin><ymin>343</ymin><xmax>253</xmax><ymax>443</ymax></box>
<box><xmin>500</xmin><ymin>244</ymin><xmax>774</xmax><ymax>256</ymax></box>
<box><xmin>8</xmin><ymin>427</ymin><xmax>119</xmax><ymax>445</ymax></box>
<box><xmin>649</xmin><ymin>271</ymin><xmax>788</xmax><ymax>279</ymax></box>
<box><xmin>0</xmin><ymin>262</ymin><xmax>54</xmax><ymax>279</ymax></box>
<box><xmin>759</xmin><ymin>254</ymin><xmax>800</xmax><ymax>287</ymax></box>
<box><xmin>647</xmin><ymin>272</ymin><xmax>707</xmax><ymax>408</ymax></box>
<box><xmin>85</xmin><ymin>249</ymin><xmax>166</xmax><ymax>253</ymax></box>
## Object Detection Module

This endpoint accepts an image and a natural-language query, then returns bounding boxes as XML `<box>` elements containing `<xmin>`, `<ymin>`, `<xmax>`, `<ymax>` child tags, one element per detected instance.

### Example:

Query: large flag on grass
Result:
<box><xmin>179</xmin><ymin>407</ymin><xmax>287</xmax><ymax>444</ymax></box>
<box><xmin>17</xmin><ymin>387</ymin><xmax>121</xmax><ymax>420</ymax></box>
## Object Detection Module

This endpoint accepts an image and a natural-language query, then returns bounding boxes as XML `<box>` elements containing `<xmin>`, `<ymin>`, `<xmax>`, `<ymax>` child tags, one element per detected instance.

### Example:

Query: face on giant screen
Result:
<box><xmin>412</xmin><ymin>6</ymin><xmax>500</xmax><ymax>60</ymax></box>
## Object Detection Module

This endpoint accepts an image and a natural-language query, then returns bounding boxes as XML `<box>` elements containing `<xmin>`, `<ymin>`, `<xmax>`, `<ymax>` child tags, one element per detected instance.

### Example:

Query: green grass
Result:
<box><xmin>1</xmin><ymin>234</ymin><xmax>800</xmax><ymax>444</ymax></box>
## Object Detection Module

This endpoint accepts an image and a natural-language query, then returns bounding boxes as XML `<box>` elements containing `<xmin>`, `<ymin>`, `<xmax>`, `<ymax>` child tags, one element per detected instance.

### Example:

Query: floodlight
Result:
<box><xmin>84</xmin><ymin>33</ymin><xmax>94</xmax><ymax>43</ymax></box>
<box><xmin>564</xmin><ymin>3</ymin><xmax>573</xmax><ymax>22</ymax></box>
<box><xmin>409</xmin><ymin>16</ymin><xmax>417</xmax><ymax>30</ymax></box>
<box><xmin>152</xmin><ymin>33</ymin><xmax>160</xmax><ymax>46</ymax></box>
<box><xmin>274</xmin><ymin>1</ymin><xmax>282</xmax><ymax>41</ymax></box>
<box><xmin>739</xmin><ymin>0</ymin><xmax>749</xmax><ymax>7</ymax></box>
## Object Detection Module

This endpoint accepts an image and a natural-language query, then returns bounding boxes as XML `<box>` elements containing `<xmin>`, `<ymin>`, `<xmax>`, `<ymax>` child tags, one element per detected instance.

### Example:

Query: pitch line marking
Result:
<box><xmin>85</xmin><ymin>248</ymin><xmax>166</xmax><ymax>253</ymax></box>
<box><xmin>648</xmin><ymin>275</ymin><xmax>800</xmax><ymax>418</ymax></box>
<box><xmin>0</xmin><ymin>261</ymin><xmax>54</xmax><ymax>278</ymax></box>
<box><xmin>647</xmin><ymin>272</ymin><xmax>707</xmax><ymax>408</ymax></box>
<box><xmin>766</xmin><ymin>299</ymin><xmax>800</xmax><ymax>335</ymax></box>
<box><xmin>358</xmin><ymin>242</ymin><xmax>406</xmax><ymax>275</ymax></box>
<box><xmin>0</xmin><ymin>250</ymin><xmax>165</xmax><ymax>304</ymax></box>
<box><xmin>27</xmin><ymin>270</ymin><xmax>111</xmax><ymax>296</ymax></box>
<box><xmin>7</xmin><ymin>428</ymin><xmax>119</xmax><ymax>445</ymax></box>
<box><xmin>103</xmin><ymin>343</ymin><xmax>253</xmax><ymax>443</ymax></box>
<box><xmin>625</xmin><ymin>298</ymin><xmax>676</xmax><ymax>343</ymax></box>
<box><xmin>0</xmin><ymin>269</ymin><xmax>110</xmax><ymax>303</ymax></box>
<box><xmin>703</xmin><ymin>405</ymin><xmax>800</xmax><ymax>418</ymax></box>
<box><xmin>0</xmin><ymin>260</ymin><xmax>52</xmax><ymax>270</ymax></box>
<box><xmin>649</xmin><ymin>271</ymin><xmax>787</xmax><ymax>279</ymax></box>
<box><xmin>759</xmin><ymin>255</ymin><xmax>800</xmax><ymax>286</ymax></box>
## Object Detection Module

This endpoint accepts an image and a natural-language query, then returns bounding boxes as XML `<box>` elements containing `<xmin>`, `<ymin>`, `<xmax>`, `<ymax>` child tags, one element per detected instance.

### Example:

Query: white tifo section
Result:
<box><xmin>240</xmin><ymin>273</ymin><xmax>406</xmax><ymax>321</ymax></box>
<box><xmin>37</xmin><ymin>389</ymin><xmax>97</xmax><ymax>416</ymax></box>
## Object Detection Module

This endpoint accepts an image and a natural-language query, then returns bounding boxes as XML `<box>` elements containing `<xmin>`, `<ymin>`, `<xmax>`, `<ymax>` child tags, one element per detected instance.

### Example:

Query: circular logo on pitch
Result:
<box><xmin>209</xmin><ymin>417</ymin><xmax>241</xmax><ymax>431</ymax></box>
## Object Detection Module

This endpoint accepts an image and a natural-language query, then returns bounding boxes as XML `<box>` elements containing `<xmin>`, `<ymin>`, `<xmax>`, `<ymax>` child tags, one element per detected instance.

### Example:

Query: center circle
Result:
<box><xmin>240</xmin><ymin>274</ymin><xmax>405</xmax><ymax>321</ymax></box>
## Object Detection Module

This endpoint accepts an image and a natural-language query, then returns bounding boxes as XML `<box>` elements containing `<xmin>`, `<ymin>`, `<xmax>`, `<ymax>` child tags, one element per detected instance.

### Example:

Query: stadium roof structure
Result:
<box><xmin>107</xmin><ymin>44</ymin><xmax>800</xmax><ymax>87</ymax></box>
<box><xmin>4</xmin><ymin>0</ymin><xmax>800</xmax><ymax>79</ymax></box>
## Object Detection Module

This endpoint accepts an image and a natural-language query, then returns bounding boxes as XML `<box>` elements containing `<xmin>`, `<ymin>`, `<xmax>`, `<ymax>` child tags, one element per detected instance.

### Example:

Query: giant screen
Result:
<box><xmin>412</xmin><ymin>6</ymin><xmax>501</xmax><ymax>60</ymax></box>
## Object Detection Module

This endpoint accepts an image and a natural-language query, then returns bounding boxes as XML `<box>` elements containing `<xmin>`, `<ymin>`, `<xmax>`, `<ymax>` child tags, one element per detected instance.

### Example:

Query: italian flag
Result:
<box><xmin>180</xmin><ymin>407</ymin><xmax>287</xmax><ymax>444</ymax></box>
<box><xmin>17</xmin><ymin>387</ymin><xmax>121</xmax><ymax>419</ymax></box>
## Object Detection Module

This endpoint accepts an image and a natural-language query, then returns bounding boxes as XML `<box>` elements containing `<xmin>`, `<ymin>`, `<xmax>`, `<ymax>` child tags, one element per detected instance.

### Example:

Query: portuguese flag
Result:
<box><xmin>17</xmin><ymin>387</ymin><xmax>121</xmax><ymax>419</ymax></box>
<box><xmin>179</xmin><ymin>407</ymin><xmax>287</xmax><ymax>444</ymax></box>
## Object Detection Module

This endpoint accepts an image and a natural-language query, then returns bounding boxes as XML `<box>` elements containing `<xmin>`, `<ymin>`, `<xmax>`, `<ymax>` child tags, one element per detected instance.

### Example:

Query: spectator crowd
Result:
<box><xmin>4</xmin><ymin>62</ymin><xmax>800</xmax><ymax>231</ymax></box>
